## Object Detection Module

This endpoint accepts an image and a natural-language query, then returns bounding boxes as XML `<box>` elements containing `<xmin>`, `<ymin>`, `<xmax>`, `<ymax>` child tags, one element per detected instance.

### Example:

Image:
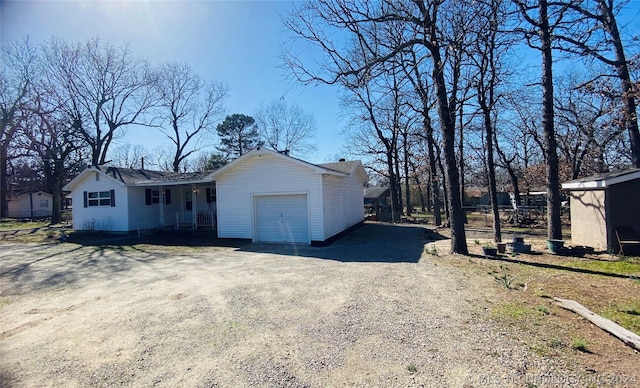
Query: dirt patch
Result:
<box><xmin>0</xmin><ymin>223</ymin><xmax>637</xmax><ymax>386</ymax></box>
<box><xmin>427</xmin><ymin>235</ymin><xmax>640</xmax><ymax>384</ymax></box>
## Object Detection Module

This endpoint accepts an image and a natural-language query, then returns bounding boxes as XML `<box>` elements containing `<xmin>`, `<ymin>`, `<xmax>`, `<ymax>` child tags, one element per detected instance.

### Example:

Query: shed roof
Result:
<box><xmin>8</xmin><ymin>191</ymin><xmax>52</xmax><ymax>200</ymax></box>
<box><xmin>363</xmin><ymin>187</ymin><xmax>390</xmax><ymax>199</ymax></box>
<box><xmin>562</xmin><ymin>169</ymin><xmax>640</xmax><ymax>190</ymax></box>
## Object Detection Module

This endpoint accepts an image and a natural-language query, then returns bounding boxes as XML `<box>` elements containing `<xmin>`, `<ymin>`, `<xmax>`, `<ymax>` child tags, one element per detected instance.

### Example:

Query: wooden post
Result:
<box><xmin>554</xmin><ymin>297</ymin><xmax>640</xmax><ymax>351</ymax></box>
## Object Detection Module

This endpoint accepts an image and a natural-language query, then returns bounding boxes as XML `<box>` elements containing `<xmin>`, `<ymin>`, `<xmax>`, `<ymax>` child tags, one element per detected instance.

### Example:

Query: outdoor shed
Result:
<box><xmin>562</xmin><ymin>169</ymin><xmax>640</xmax><ymax>252</ymax></box>
<box><xmin>7</xmin><ymin>191</ymin><xmax>53</xmax><ymax>218</ymax></box>
<box><xmin>211</xmin><ymin>147</ymin><xmax>368</xmax><ymax>245</ymax></box>
<box><xmin>364</xmin><ymin>187</ymin><xmax>390</xmax><ymax>221</ymax></box>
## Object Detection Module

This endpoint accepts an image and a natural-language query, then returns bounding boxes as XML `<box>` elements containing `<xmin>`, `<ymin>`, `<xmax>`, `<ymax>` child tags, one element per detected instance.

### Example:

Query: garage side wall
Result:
<box><xmin>71</xmin><ymin>174</ymin><xmax>129</xmax><ymax>232</ymax></box>
<box><xmin>568</xmin><ymin>189</ymin><xmax>607</xmax><ymax>250</ymax></box>
<box><xmin>322</xmin><ymin>174</ymin><xmax>364</xmax><ymax>240</ymax></box>
<box><xmin>216</xmin><ymin>154</ymin><xmax>323</xmax><ymax>241</ymax></box>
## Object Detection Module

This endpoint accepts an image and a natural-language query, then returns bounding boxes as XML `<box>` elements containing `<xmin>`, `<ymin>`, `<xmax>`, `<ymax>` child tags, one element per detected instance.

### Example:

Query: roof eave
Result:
<box><xmin>126</xmin><ymin>179</ymin><xmax>214</xmax><ymax>187</ymax></box>
<box><xmin>562</xmin><ymin>181</ymin><xmax>607</xmax><ymax>190</ymax></box>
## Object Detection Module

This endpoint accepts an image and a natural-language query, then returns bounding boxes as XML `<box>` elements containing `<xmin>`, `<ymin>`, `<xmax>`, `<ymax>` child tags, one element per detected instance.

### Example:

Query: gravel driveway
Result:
<box><xmin>1</xmin><ymin>223</ymin><xmax>578</xmax><ymax>387</ymax></box>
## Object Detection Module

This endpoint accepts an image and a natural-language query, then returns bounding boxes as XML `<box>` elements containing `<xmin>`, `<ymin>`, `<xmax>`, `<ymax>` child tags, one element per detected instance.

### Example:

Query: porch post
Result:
<box><xmin>159</xmin><ymin>185</ymin><xmax>164</xmax><ymax>228</ymax></box>
<box><xmin>192</xmin><ymin>184</ymin><xmax>198</xmax><ymax>230</ymax></box>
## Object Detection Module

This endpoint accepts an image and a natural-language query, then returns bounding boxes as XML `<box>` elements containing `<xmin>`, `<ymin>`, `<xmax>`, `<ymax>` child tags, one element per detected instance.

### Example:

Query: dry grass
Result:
<box><xmin>430</xmin><ymin>237</ymin><xmax>640</xmax><ymax>379</ymax></box>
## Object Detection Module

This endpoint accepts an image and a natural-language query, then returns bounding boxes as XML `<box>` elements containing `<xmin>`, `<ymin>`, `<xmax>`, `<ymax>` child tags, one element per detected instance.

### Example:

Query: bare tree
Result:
<box><xmin>399</xmin><ymin>48</ymin><xmax>443</xmax><ymax>226</ymax></box>
<box><xmin>19</xmin><ymin>92</ymin><xmax>87</xmax><ymax>223</ymax></box>
<box><xmin>108</xmin><ymin>143</ymin><xmax>149</xmax><ymax>169</ymax></box>
<box><xmin>469</xmin><ymin>0</ymin><xmax>512</xmax><ymax>243</ymax></box>
<box><xmin>283</xmin><ymin>1</ymin><xmax>473</xmax><ymax>252</ymax></box>
<box><xmin>154</xmin><ymin>62</ymin><xmax>228</xmax><ymax>172</ymax></box>
<box><xmin>514</xmin><ymin>0</ymin><xmax>577</xmax><ymax>241</ymax></box>
<box><xmin>0</xmin><ymin>38</ymin><xmax>38</xmax><ymax>217</ymax></box>
<box><xmin>43</xmin><ymin>37</ymin><xmax>158</xmax><ymax>166</ymax></box>
<box><xmin>560</xmin><ymin>0</ymin><xmax>640</xmax><ymax>167</ymax></box>
<box><xmin>554</xmin><ymin>72</ymin><xmax>625</xmax><ymax>178</ymax></box>
<box><xmin>255</xmin><ymin>99</ymin><xmax>317</xmax><ymax>157</ymax></box>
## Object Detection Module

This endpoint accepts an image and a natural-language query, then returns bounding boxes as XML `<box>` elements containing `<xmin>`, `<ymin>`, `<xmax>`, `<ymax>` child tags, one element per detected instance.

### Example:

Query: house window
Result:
<box><xmin>88</xmin><ymin>191</ymin><xmax>112</xmax><ymax>207</ymax></box>
<box><xmin>145</xmin><ymin>188</ymin><xmax>171</xmax><ymax>205</ymax></box>
<box><xmin>40</xmin><ymin>199</ymin><xmax>49</xmax><ymax>208</ymax></box>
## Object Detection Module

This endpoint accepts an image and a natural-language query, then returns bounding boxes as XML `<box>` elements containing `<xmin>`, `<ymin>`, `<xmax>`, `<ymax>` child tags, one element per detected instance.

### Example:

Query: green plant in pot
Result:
<box><xmin>482</xmin><ymin>244</ymin><xmax>498</xmax><ymax>257</ymax></box>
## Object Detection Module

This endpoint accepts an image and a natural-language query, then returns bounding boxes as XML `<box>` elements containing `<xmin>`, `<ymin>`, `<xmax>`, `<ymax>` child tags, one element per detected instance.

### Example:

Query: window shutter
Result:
<box><xmin>206</xmin><ymin>188</ymin><xmax>211</xmax><ymax>203</ymax></box>
<box><xmin>83</xmin><ymin>191</ymin><xmax>88</xmax><ymax>208</ymax></box>
<box><xmin>110</xmin><ymin>189</ymin><xmax>115</xmax><ymax>207</ymax></box>
<box><xmin>165</xmin><ymin>189</ymin><xmax>171</xmax><ymax>205</ymax></box>
<box><xmin>145</xmin><ymin>189</ymin><xmax>152</xmax><ymax>205</ymax></box>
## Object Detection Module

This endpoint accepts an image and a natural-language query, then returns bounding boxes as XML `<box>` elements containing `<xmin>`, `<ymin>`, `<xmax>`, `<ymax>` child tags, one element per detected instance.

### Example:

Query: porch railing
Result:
<box><xmin>137</xmin><ymin>215</ymin><xmax>161</xmax><ymax>237</ymax></box>
<box><xmin>175</xmin><ymin>211</ymin><xmax>216</xmax><ymax>230</ymax></box>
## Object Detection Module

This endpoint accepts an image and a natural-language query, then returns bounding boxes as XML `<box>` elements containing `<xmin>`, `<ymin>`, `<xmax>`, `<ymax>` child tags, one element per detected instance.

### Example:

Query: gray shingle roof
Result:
<box><xmin>99</xmin><ymin>167</ymin><xmax>213</xmax><ymax>185</ymax></box>
<box><xmin>317</xmin><ymin>160</ymin><xmax>361</xmax><ymax>174</ymax></box>
<box><xmin>364</xmin><ymin>187</ymin><xmax>389</xmax><ymax>199</ymax></box>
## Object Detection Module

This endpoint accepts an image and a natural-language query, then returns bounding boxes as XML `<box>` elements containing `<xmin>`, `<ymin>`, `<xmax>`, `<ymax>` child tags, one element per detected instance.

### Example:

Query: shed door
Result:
<box><xmin>255</xmin><ymin>194</ymin><xmax>309</xmax><ymax>243</ymax></box>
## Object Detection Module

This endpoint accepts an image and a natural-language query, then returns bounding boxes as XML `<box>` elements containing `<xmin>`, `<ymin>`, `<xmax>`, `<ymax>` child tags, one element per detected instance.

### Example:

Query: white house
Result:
<box><xmin>63</xmin><ymin>167</ymin><xmax>218</xmax><ymax>232</ymax></box>
<box><xmin>7</xmin><ymin>191</ymin><xmax>53</xmax><ymax>218</ymax></box>
<box><xmin>63</xmin><ymin>147</ymin><xmax>368</xmax><ymax>245</ymax></box>
<box><xmin>211</xmin><ymin>147</ymin><xmax>368</xmax><ymax>245</ymax></box>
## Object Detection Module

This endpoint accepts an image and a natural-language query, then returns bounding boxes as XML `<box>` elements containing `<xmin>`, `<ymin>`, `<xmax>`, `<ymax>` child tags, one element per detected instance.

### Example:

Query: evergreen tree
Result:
<box><xmin>216</xmin><ymin>114</ymin><xmax>259</xmax><ymax>158</ymax></box>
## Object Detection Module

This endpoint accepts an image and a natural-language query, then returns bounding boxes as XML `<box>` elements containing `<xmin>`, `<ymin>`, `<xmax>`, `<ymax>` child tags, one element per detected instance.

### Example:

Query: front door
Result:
<box><xmin>184</xmin><ymin>190</ymin><xmax>193</xmax><ymax>212</ymax></box>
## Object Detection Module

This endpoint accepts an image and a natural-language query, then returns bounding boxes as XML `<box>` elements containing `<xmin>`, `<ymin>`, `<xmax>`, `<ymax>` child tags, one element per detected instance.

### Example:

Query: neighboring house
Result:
<box><xmin>562</xmin><ymin>169</ymin><xmax>640</xmax><ymax>252</ymax></box>
<box><xmin>7</xmin><ymin>191</ymin><xmax>53</xmax><ymax>218</ymax></box>
<box><xmin>63</xmin><ymin>147</ymin><xmax>368</xmax><ymax>245</ymax></box>
<box><xmin>364</xmin><ymin>187</ymin><xmax>390</xmax><ymax>221</ymax></box>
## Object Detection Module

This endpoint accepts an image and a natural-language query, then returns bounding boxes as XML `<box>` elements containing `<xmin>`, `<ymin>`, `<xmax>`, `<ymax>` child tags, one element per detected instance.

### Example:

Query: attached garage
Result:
<box><xmin>254</xmin><ymin>194</ymin><xmax>309</xmax><ymax>243</ymax></box>
<box><xmin>212</xmin><ymin>147</ymin><xmax>368</xmax><ymax>245</ymax></box>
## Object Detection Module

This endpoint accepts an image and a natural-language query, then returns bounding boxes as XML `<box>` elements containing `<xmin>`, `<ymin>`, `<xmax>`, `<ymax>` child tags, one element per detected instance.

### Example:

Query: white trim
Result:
<box><xmin>210</xmin><ymin>147</ymin><xmax>347</xmax><ymax>180</ymax></box>
<box><xmin>562</xmin><ymin>170</ymin><xmax>640</xmax><ymax>190</ymax></box>
<box><xmin>63</xmin><ymin>167</ymin><xmax>125</xmax><ymax>191</ymax></box>
<box><xmin>124</xmin><ymin>179</ymin><xmax>213</xmax><ymax>187</ymax></box>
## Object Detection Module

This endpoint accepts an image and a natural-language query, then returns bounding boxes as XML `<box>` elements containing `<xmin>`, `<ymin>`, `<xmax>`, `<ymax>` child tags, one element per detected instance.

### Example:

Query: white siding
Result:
<box><xmin>216</xmin><ymin>153</ymin><xmax>323</xmax><ymax>240</ymax></box>
<box><xmin>322</xmin><ymin>173</ymin><xmax>364</xmax><ymax>240</ymax></box>
<box><xmin>7</xmin><ymin>192</ymin><xmax>53</xmax><ymax>218</ymax></box>
<box><xmin>126</xmin><ymin>185</ymin><xmax>216</xmax><ymax>229</ymax></box>
<box><xmin>71</xmin><ymin>173</ymin><xmax>129</xmax><ymax>231</ymax></box>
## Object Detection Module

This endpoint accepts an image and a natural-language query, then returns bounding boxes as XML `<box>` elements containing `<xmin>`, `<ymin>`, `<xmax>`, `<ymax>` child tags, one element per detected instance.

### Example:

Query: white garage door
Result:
<box><xmin>255</xmin><ymin>194</ymin><xmax>309</xmax><ymax>243</ymax></box>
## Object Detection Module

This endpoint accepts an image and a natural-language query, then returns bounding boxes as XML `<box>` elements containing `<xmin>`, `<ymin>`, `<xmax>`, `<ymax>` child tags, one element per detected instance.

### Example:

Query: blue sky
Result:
<box><xmin>3</xmin><ymin>1</ymin><xmax>640</xmax><ymax>166</ymax></box>
<box><xmin>1</xmin><ymin>0</ymin><xmax>347</xmax><ymax>164</ymax></box>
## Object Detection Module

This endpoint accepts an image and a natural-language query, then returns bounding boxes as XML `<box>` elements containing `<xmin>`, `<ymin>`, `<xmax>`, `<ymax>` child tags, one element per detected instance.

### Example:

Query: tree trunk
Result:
<box><xmin>598</xmin><ymin>0</ymin><xmax>640</xmax><ymax>168</ymax></box>
<box><xmin>541</xmin><ymin>0</ymin><xmax>562</xmax><ymax>240</ymax></box>
<box><xmin>51</xmin><ymin>160</ymin><xmax>65</xmax><ymax>224</ymax></box>
<box><xmin>458</xmin><ymin>99</ymin><xmax>468</xmax><ymax>223</ymax></box>
<box><xmin>424</xmin><ymin>115</ymin><xmax>442</xmax><ymax>226</ymax></box>
<box><xmin>394</xmin><ymin>144</ymin><xmax>403</xmax><ymax>216</ymax></box>
<box><xmin>435</xmin><ymin>143</ymin><xmax>450</xmax><ymax>222</ymax></box>
<box><xmin>481</xmin><ymin>100</ymin><xmax>502</xmax><ymax>243</ymax></box>
<box><xmin>403</xmin><ymin>133</ymin><xmax>412</xmax><ymax>216</ymax></box>
<box><xmin>0</xmin><ymin>144</ymin><xmax>8</xmax><ymax>218</ymax></box>
<box><xmin>386</xmin><ymin>151</ymin><xmax>401</xmax><ymax>223</ymax></box>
